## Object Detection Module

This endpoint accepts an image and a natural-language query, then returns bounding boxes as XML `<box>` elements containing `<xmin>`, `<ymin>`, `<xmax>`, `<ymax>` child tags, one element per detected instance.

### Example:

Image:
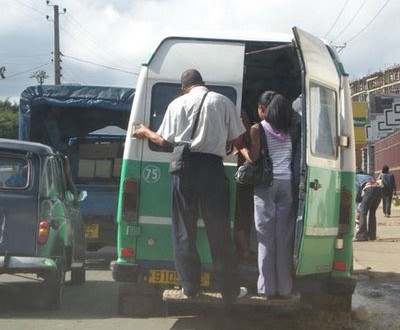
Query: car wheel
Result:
<box><xmin>42</xmin><ymin>257</ymin><xmax>66</xmax><ymax>310</ymax></box>
<box><xmin>71</xmin><ymin>262</ymin><xmax>86</xmax><ymax>285</ymax></box>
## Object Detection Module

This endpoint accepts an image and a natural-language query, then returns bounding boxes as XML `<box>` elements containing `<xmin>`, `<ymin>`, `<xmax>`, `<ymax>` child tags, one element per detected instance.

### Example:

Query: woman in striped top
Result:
<box><xmin>240</xmin><ymin>91</ymin><xmax>295</xmax><ymax>298</ymax></box>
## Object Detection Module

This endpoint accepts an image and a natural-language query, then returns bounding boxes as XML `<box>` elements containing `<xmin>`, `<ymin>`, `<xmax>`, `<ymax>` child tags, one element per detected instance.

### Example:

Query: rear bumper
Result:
<box><xmin>0</xmin><ymin>255</ymin><xmax>57</xmax><ymax>274</ymax></box>
<box><xmin>110</xmin><ymin>261</ymin><xmax>141</xmax><ymax>282</ymax></box>
<box><xmin>296</xmin><ymin>274</ymin><xmax>357</xmax><ymax>295</ymax></box>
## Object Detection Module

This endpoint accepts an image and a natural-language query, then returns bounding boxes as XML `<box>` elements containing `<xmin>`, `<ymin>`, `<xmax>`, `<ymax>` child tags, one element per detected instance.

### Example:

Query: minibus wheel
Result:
<box><xmin>118</xmin><ymin>282</ymin><xmax>166</xmax><ymax>317</ymax></box>
<box><xmin>300</xmin><ymin>291</ymin><xmax>352</xmax><ymax>313</ymax></box>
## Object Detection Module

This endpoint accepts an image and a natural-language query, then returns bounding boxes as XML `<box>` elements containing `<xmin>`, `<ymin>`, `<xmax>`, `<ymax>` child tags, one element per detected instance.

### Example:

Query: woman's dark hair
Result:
<box><xmin>382</xmin><ymin>165</ymin><xmax>389</xmax><ymax>173</ymax></box>
<box><xmin>180</xmin><ymin>69</ymin><xmax>205</xmax><ymax>88</ymax></box>
<box><xmin>259</xmin><ymin>91</ymin><xmax>292</xmax><ymax>133</ymax></box>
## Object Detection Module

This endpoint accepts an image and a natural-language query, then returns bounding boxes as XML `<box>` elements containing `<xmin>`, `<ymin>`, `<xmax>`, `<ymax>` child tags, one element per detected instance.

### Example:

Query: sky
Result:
<box><xmin>0</xmin><ymin>0</ymin><xmax>398</xmax><ymax>103</ymax></box>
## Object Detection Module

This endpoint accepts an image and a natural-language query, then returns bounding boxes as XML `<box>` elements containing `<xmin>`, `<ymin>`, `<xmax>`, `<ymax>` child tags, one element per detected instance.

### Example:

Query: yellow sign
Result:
<box><xmin>352</xmin><ymin>102</ymin><xmax>368</xmax><ymax>145</ymax></box>
<box><xmin>85</xmin><ymin>224</ymin><xmax>99</xmax><ymax>239</ymax></box>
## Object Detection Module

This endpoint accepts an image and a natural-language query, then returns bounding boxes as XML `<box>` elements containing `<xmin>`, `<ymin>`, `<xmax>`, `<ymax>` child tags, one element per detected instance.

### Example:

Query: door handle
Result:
<box><xmin>309</xmin><ymin>179</ymin><xmax>322</xmax><ymax>190</ymax></box>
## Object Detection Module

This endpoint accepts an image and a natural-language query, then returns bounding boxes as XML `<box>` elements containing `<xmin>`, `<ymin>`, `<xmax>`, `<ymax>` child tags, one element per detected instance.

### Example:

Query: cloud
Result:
<box><xmin>1</xmin><ymin>0</ymin><xmax>398</xmax><ymax>102</ymax></box>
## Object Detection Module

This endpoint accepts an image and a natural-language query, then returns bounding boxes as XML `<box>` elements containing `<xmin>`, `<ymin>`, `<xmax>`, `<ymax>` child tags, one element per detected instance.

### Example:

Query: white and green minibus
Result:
<box><xmin>111</xmin><ymin>27</ymin><xmax>356</xmax><ymax>317</ymax></box>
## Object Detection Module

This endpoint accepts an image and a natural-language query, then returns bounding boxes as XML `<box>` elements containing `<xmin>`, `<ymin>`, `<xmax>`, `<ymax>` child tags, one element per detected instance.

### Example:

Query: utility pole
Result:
<box><xmin>53</xmin><ymin>4</ymin><xmax>61</xmax><ymax>84</ymax></box>
<box><xmin>47</xmin><ymin>2</ymin><xmax>66</xmax><ymax>85</ymax></box>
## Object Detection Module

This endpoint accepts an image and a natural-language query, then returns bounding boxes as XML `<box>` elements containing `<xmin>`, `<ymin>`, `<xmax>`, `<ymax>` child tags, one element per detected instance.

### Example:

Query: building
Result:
<box><xmin>351</xmin><ymin>64</ymin><xmax>400</xmax><ymax>102</ymax></box>
<box><xmin>351</xmin><ymin>66</ymin><xmax>400</xmax><ymax>189</ymax></box>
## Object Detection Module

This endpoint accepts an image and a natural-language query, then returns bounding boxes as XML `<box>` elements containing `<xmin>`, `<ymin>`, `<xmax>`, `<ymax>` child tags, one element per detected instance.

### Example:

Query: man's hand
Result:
<box><xmin>132</xmin><ymin>123</ymin><xmax>171</xmax><ymax>148</ymax></box>
<box><xmin>132</xmin><ymin>123</ymin><xmax>149</xmax><ymax>139</ymax></box>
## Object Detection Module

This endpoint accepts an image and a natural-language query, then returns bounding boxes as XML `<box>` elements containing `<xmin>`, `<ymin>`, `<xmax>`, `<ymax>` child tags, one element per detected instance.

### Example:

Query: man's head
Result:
<box><xmin>180</xmin><ymin>69</ymin><xmax>205</xmax><ymax>93</ymax></box>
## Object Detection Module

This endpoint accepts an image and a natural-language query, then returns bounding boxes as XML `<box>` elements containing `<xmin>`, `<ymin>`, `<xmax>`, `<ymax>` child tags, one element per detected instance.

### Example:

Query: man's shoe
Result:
<box><xmin>181</xmin><ymin>288</ymin><xmax>199</xmax><ymax>299</ymax></box>
<box><xmin>222</xmin><ymin>287</ymin><xmax>248</xmax><ymax>305</ymax></box>
<box><xmin>237</xmin><ymin>286</ymin><xmax>248</xmax><ymax>299</ymax></box>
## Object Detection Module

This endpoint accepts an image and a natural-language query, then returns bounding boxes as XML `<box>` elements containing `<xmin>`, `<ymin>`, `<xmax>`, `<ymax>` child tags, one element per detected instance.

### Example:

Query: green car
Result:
<box><xmin>0</xmin><ymin>139</ymin><xmax>87</xmax><ymax>310</ymax></box>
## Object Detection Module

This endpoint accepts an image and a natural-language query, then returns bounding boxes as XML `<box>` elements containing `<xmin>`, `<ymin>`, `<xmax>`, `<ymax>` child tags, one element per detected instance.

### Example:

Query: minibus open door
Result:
<box><xmin>292</xmin><ymin>27</ymin><xmax>342</xmax><ymax>276</ymax></box>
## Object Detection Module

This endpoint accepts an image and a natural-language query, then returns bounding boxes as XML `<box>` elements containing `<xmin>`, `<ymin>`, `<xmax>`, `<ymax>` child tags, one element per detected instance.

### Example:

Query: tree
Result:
<box><xmin>0</xmin><ymin>99</ymin><xmax>19</xmax><ymax>139</ymax></box>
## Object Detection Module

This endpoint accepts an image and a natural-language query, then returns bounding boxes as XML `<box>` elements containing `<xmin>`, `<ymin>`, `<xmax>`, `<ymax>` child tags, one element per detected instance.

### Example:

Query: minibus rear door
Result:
<box><xmin>293</xmin><ymin>27</ymin><xmax>342</xmax><ymax>276</ymax></box>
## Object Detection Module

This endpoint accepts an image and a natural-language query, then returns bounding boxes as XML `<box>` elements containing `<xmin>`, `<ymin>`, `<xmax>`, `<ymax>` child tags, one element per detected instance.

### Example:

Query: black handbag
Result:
<box><xmin>234</xmin><ymin>123</ymin><xmax>273</xmax><ymax>187</ymax></box>
<box><xmin>168</xmin><ymin>91</ymin><xmax>209</xmax><ymax>174</ymax></box>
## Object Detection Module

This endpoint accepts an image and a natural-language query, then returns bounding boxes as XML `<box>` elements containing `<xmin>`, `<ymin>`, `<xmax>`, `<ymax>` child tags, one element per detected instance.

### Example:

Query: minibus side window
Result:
<box><xmin>149</xmin><ymin>83</ymin><xmax>237</xmax><ymax>152</ymax></box>
<box><xmin>309</xmin><ymin>82</ymin><xmax>337</xmax><ymax>158</ymax></box>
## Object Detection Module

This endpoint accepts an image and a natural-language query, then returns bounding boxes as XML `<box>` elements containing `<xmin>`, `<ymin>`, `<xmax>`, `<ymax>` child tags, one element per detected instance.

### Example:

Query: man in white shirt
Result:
<box><xmin>133</xmin><ymin>69</ymin><xmax>247</xmax><ymax>304</ymax></box>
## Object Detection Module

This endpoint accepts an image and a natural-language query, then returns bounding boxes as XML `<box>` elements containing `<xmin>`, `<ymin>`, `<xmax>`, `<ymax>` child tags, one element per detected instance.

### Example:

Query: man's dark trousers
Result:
<box><xmin>171</xmin><ymin>152</ymin><xmax>239</xmax><ymax>302</ymax></box>
<box><xmin>356</xmin><ymin>186</ymin><xmax>382</xmax><ymax>241</ymax></box>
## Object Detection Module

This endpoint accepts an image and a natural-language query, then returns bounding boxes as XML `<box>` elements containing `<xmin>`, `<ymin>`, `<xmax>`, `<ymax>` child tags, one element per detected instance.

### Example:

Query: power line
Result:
<box><xmin>330</xmin><ymin>0</ymin><xmax>368</xmax><ymax>43</ymax></box>
<box><xmin>342</xmin><ymin>0</ymin><xmax>391</xmax><ymax>46</ymax></box>
<box><xmin>0</xmin><ymin>52</ymin><xmax>50</xmax><ymax>58</ymax></box>
<box><xmin>324</xmin><ymin>0</ymin><xmax>350</xmax><ymax>38</ymax></box>
<box><xmin>62</xmin><ymin>54</ymin><xmax>139</xmax><ymax>76</ymax></box>
<box><xmin>14</xmin><ymin>0</ymin><xmax>47</xmax><ymax>17</ymax></box>
<box><xmin>2</xmin><ymin>63</ymin><xmax>51</xmax><ymax>79</ymax></box>
<box><xmin>64</xmin><ymin>12</ymin><xmax>130</xmax><ymax>67</ymax></box>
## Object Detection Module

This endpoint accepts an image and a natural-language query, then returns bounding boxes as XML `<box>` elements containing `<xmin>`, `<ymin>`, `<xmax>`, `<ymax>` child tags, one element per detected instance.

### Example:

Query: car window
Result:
<box><xmin>52</xmin><ymin>157</ymin><xmax>67</xmax><ymax>199</ymax></box>
<box><xmin>0</xmin><ymin>156</ymin><xmax>29</xmax><ymax>189</ymax></box>
<box><xmin>40</xmin><ymin>157</ymin><xmax>62</xmax><ymax>198</ymax></box>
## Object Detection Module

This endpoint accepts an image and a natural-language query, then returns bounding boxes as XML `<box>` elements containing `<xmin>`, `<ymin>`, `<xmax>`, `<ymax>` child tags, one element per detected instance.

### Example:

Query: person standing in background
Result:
<box><xmin>377</xmin><ymin>165</ymin><xmax>397</xmax><ymax>218</ymax></box>
<box><xmin>355</xmin><ymin>168</ymin><xmax>382</xmax><ymax>241</ymax></box>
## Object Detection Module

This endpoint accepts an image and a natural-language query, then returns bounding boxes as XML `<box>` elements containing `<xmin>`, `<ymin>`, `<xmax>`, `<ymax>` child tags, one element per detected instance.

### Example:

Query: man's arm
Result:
<box><xmin>132</xmin><ymin>124</ymin><xmax>172</xmax><ymax>148</ymax></box>
<box><xmin>230</xmin><ymin>134</ymin><xmax>247</xmax><ymax>159</ymax></box>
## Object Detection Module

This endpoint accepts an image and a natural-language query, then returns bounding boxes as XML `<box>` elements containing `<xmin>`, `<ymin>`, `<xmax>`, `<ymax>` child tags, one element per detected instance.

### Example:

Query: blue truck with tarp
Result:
<box><xmin>19</xmin><ymin>85</ymin><xmax>134</xmax><ymax>252</ymax></box>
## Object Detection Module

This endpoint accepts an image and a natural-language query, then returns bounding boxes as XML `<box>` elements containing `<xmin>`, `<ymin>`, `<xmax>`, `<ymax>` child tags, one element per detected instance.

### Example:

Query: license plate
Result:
<box><xmin>148</xmin><ymin>269</ymin><xmax>210</xmax><ymax>287</ymax></box>
<box><xmin>85</xmin><ymin>224</ymin><xmax>99</xmax><ymax>239</ymax></box>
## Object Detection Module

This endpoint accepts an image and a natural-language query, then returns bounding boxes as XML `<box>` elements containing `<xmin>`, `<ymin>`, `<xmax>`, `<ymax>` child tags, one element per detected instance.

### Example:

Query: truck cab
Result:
<box><xmin>111</xmin><ymin>27</ymin><xmax>356</xmax><ymax>316</ymax></box>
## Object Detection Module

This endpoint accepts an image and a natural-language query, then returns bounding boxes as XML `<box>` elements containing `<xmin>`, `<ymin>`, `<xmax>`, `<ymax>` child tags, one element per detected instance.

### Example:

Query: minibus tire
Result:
<box><xmin>300</xmin><ymin>291</ymin><xmax>352</xmax><ymax>313</ymax></box>
<box><xmin>118</xmin><ymin>282</ymin><xmax>166</xmax><ymax>317</ymax></box>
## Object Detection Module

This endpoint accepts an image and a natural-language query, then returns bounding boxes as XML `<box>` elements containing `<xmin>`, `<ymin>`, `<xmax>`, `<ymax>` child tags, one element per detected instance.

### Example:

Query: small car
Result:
<box><xmin>0</xmin><ymin>138</ymin><xmax>87</xmax><ymax>309</ymax></box>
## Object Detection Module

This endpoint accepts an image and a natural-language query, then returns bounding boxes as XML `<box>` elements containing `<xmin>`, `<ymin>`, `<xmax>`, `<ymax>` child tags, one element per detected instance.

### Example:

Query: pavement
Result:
<box><xmin>353</xmin><ymin>203</ymin><xmax>400</xmax><ymax>276</ymax></box>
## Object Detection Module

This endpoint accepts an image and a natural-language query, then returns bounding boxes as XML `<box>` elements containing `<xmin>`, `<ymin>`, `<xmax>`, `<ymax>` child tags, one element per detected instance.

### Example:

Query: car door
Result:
<box><xmin>0</xmin><ymin>153</ymin><xmax>38</xmax><ymax>256</ymax></box>
<box><xmin>293</xmin><ymin>27</ymin><xmax>342</xmax><ymax>276</ymax></box>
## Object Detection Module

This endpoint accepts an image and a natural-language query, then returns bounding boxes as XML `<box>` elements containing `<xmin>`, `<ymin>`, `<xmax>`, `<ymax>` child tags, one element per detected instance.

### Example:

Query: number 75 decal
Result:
<box><xmin>142</xmin><ymin>165</ymin><xmax>161</xmax><ymax>183</ymax></box>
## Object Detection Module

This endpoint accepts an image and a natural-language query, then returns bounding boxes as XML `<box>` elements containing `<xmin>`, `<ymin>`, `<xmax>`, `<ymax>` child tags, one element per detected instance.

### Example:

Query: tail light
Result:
<box><xmin>338</xmin><ymin>189</ymin><xmax>352</xmax><ymax>234</ymax></box>
<box><xmin>333</xmin><ymin>260</ymin><xmax>347</xmax><ymax>271</ymax></box>
<box><xmin>38</xmin><ymin>220</ymin><xmax>50</xmax><ymax>245</ymax></box>
<box><xmin>120</xmin><ymin>247</ymin><xmax>134</xmax><ymax>258</ymax></box>
<box><xmin>122</xmin><ymin>179</ymin><xmax>139</xmax><ymax>222</ymax></box>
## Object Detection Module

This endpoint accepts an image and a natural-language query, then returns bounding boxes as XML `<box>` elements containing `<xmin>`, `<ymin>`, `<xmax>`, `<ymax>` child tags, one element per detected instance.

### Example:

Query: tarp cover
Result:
<box><xmin>19</xmin><ymin>85</ymin><xmax>134</xmax><ymax>143</ymax></box>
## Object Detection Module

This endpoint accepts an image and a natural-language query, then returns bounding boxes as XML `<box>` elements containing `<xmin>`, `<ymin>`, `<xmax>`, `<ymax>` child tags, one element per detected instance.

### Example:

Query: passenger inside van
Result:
<box><xmin>234</xmin><ymin>110</ymin><xmax>255</xmax><ymax>260</ymax></box>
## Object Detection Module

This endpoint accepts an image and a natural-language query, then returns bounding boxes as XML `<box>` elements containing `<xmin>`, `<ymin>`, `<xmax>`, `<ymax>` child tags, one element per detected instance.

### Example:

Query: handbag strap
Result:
<box><xmin>258</xmin><ymin>122</ymin><xmax>270</xmax><ymax>157</ymax></box>
<box><xmin>190</xmin><ymin>91</ymin><xmax>209</xmax><ymax>140</ymax></box>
